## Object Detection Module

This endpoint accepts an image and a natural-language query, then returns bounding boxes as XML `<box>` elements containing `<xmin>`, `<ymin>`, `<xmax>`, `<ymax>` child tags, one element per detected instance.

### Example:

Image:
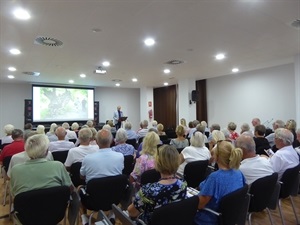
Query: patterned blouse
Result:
<box><xmin>111</xmin><ymin>143</ymin><xmax>135</xmax><ymax>156</ymax></box>
<box><xmin>133</xmin><ymin>179</ymin><xmax>187</xmax><ymax>224</ymax></box>
<box><xmin>130</xmin><ymin>154</ymin><xmax>155</xmax><ymax>185</ymax></box>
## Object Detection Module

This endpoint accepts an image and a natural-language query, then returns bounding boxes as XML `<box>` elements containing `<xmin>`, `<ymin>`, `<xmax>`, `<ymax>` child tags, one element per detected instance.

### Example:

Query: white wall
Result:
<box><xmin>206</xmin><ymin>63</ymin><xmax>295</xmax><ymax>132</ymax></box>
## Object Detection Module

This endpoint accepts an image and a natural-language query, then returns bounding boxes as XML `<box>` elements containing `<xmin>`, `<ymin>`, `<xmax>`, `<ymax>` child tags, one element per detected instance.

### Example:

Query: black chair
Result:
<box><xmin>2</xmin><ymin>156</ymin><xmax>12</xmax><ymax>206</ymax></box>
<box><xmin>68</xmin><ymin>190</ymin><xmax>81</xmax><ymax>225</ymax></box>
<box><xmin>13</xmin><ymin>186</ymin><xmax>70</xmax><ymax>225</ymax></box>
<box><xmin>203</xmin><ymin>185</ymin><xmax>250</xmax><ymax>225</ymax></box>
<box><xmin>176</xmin><ymin>147</ymin><xmax>185</xmax><ymax>153</ymax></box>
<box><xmin>150</xmin><ymin>195</ymin><xmax>199</xmax><ymax>225</ymax></box>
<box><xmin>126</xmin><ymin>139</ymin><xmax>137</xmax><ymax>149</ymax></box>
<box><xmin>183</xmin><ymin>160</ymin><xmax>209</xmax><ymax>188</ymax></box>
<box><xmin>52</xmin><ymin>150</ymin><xmax>69</xmax><ymax>163</ymax></box>
<box><xmin>69</xmin><ymin>138</ymin><xmax>77</xmax><ymax>144</ymax></box>
<box><xmin>138</xmin><ymin>137</ymin><xmax>144</xmax><ymax>144</ymax></box>
<box><xmin>247</xmin><ymin>173</ymin><xmax>278</xmax><ymax>225</ymax></box>
<box><xmin>165</xmin><ymin>129</ymin><xmax>177</xmax><ymax>139</ymax></box>
<box><xmin>140</xmin><ymin>169</ymin><xmax>161</xmax><ymax>186</ymax></box>
<box><xmin>79</xmin><ymin>175</ymin><xmax>129</xmax><ymax>224</ymax></box>
<box><xmin>112</xmin><ymin>203</ymin><xmax>135</xmax><ymax>225</ymax></box>
<box><xmin>70</xmin><ymin>162</ymin><xmax>86</xmax><ymax>187</ymax></box>
<box><xmin>123</xmin><ymin>155</ymin><xmax>134</xmax><ymax>177</ymax></box>
<box><xmin>0</xmin><ymin>142</ymin><xmax>11</xmax><ymax>150</ymax></box>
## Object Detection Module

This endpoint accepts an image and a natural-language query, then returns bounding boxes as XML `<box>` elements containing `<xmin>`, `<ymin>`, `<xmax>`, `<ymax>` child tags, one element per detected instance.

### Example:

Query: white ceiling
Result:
<box><xmin>0</xmin><ymin>0</ymin><xmax>299</xmax><ymax>88</ymax></box>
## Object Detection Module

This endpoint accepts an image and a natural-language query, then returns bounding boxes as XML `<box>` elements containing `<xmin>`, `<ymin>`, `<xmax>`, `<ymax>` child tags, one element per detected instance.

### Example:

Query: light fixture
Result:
<box><xmin>95</xmin><ymin>66</ymin><xmax>107</xmax><ymax>74</ymax></box>
<box><xmin>13</xmin><ymin>8</ymin><xmax>30</xmax><ymax>20</ymax></box>
<box><xmin>232</xmin><ymin>68</ymin><xmax>239</xmax><ymax>73</ymax></box>
<box><xmin>132</xmin><ymin>78</ymin><xmax>138</xmax><ymax>82</ymax></box>
<box><xmin>215</xmin><ymin>53</ymin><xmax>225</xmax><ymax>60</ymax></box>
<box><xmin>115</xmin><ymin>83</ymin><xmax>120</xmax><ymax>87</ymax></box>
<box><xmin>8</xmin><ymin>67</ymin><xmax>16</xmax><ymax>71</ymax></box>
<box><xmin>69</xmin><ymin>80</ymin><xmax>74</xmax><ymax>83</ymax></box>
<box><xmin>7</xmin><ymin>75</ymin><xmax>15</xmax><ymax>79</ymax></box>
<box><xmin>164</xmin><ymin>69</ymin><xmax>171</xmax><ymax>74</ymax></box>
<box><xmin>10</xmin><ymin>48</ymin><xmax>21</xmax><ymax>55</ymax></box>
<box><xmin>144</xmin><ymin>38</ymin><xmax>155</xmax><ymax>46</ymax></box>
<box><xmin>164</xmin><ymin>82</ymin><xmax>169</xmax><ymax>86</ymax></box>
<box><xmin>102</xmin><ymin>61</ymin><xmax>110</xmax><ymax>67</ymax></box>
<box><xmin>80</xmin><ymin>74</ymin><xmax>86</xmax><ymax>78</ymax></box>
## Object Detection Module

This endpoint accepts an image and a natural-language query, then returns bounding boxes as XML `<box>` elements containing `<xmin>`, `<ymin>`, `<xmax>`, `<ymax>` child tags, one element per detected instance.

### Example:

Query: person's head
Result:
<box><xmin>12</xmin><ymin>129</ymin><xmax>24</xmax><ymax>140</ymax></box>
<box><xmin>180</xmin><ymin>118</ymin><xmax>187</xmax><ymax>127</ymax></box>
<box><xmin>71</xmin><ymin>122</ymin><xmax>79</xmax><ymax>131</ymax></box>
<box><xmin>141</xmin><ymin>120</ymin><xmax>148</xmax><ymax>128</ymax></box>
<box><xmin>36</xmin><ymin>125</ymin><xmax>45</xmax><ymax>134</ymax></box>
<box><xmin>148</xmin><ymin>128</ymin><xmax>158</xmax><ymax>134</ymax></box>
<box><xmin>155</xmin><ymin>145</ymin><xmax>180</xmax><ymax>175</ymax></box>
<box><xmin>240</xmin><ymin>123</ymin><xmax>250</xmax><ymax>134</ymax></box>
<box><xmin>274</xmin><ymin>128</ymin><xmax>294</xmax><ymax>149</ymax></box>
<box><xmin>190</xmin><ymin>131</ymin><xmax>205</xmax><ymax>147</ymax></box>
<box><xmin>152</xmin><ymin>120</ymin><xmax>158</xmax><ymax>127</ymax></box>
<box><xmin>107</xmin><ymin>120</ymin><xmax>114</xmax><ymax>127</ymax></box>
<box><xmin>286</xmin><ymin>119</ymin><xmax>297</xmax><ymax>131</ymax></box>
<box><xmin>49</xmin><ymin>123</ymin><xmax>57</xmax><ymax>133</ymax></box>
<box><xmin>25</xmin><ymin>134</ymin><xmax>49</xmax><ymax>159</ymax></box>
<box><xmin>117</xmin><ymin>106</ymin><xmax>121</xmax><ymax>111</ymax></box>
<box><xmin>78</xmin><ymin>128</ymin><xmax>92</xmax><ymax>144</ymax></box>
<box><xmin>62</xmin><ymin>122</ymin><xmax>70</xmax><ymax>130</ymax></box>
<box><xmin>141</xmin><ymin>131</ymin><xmax>160</xmax><ymax>156</ymax></box>
<box><xmin>115</xmin><ymin>128</ymin><xmax>127</xmax><ymax>143</ymax></box>
<box><xmin>96</xmin><ymin>129</ymin><xmax>113</xmax><ymax>148</ymax></box>
<box><xmin>157</xmin><ymin>123</ymin><xmax>164</xmax><ymax>132</ymax></box>
<box><xmin>124</xmin><ymin>122</ymin><xmax>132</xmax><ymax>130</ymax></box>
<box><xmin>210</xmin><ymin>123</ymin><xmax>220</xmax><ymax>132</ymax></box>
<box><xmin>272</xmin><ymin>120</ymin><xmax>285</xmax><ymax>130</ymax></box>
<box><xmin>175</xmin><ymin>125</ymin><xmax>185</xmax><ymax>137</ymax></box>
<box><xmin>254</xmin><ymin>125</ymin><xmax>266</xmax><ymax>137</ymax></box>
<box><xmin>4</xmin><ymin>124</ymin><xmax>14</xmax><ymax>135</ymax></box>
<box><xmin>81</xmin><ymin>124</ymin><xmax>89</xmax><ymax>129</ymax></box>
<box><xmin>212</xmin><ymin>130</ymin><xmax>225</xmax><ymax>144</ymax></box>
<box><xmin>24</xmin><ymin>131</ymin><xmax>38</xmax><ymax>142</ymax></box>
<box><xmin>90</xmin><ymin>128</ymin><xmax>97</xmax><ymax>140</ymax></box>
<box><xmin>86</xmin><ymin>120</ymin><xmax>94</xmax><ymax>128</ymax></box>
<box><xmin>221</xmin><ymin>129</ymin><xmax>230</xmax><ymax>140</ymax></box>
<box><xmin>55</xmin><ymin>126</ymin><xmax>67</xmax><ymax>140</ymax></box>
<box><xmin>235</xmin><ymin>135</ymin><xmax>256</xmax><ymax>159</ymax></box>
<box><xmin>227</xmin><ymin>122</ymin><xmax>237</xmax><ymax>132</ymax></box>
<box><xmin>200</xmin><ymin>121</ymin><xmax>208</xmax><ymax>128</ymax></box>
<box><xmin>188</xmin><ymin>121</ymin><xmax>194</xmax><ymax>128</ymax></box>
<box><xmin>196</xmin><ymin>124</ymin><xmax>205</xmax><ymax>133</ymax></box>
<box><xmin>24</xmin><ymin>123</ymin><xmax>32</xmax><ymax>130</ymax></box>
<box><xmin>102</xmin><ymin>124</ymin><xmax>112</xmax><ymax>131</ymax></box>
<box><xmin>252</xmin><ymin>118</ymin><xmax>261</xmax><ymax>127</ymax></box>
<box><xmin>192</xmin><ymin>120</ymin><xmax>200</xmax><ymax>127</ymax></box>
<box><xmin>296</xmin><ymin>129</ymin><xmax>300</xmax><ymax>142</ymax></box>
<box><xmin>215</xmin><ymin>140</ymin><xmax>243</xmax><ymax>169</ymax></box>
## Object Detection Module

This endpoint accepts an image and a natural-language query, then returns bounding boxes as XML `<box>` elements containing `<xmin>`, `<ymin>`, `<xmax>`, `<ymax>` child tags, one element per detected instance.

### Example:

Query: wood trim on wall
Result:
<box><xmin>196</xmin><ymin>79</ymin><xmax>208</xmax><ymax>122</ymax></box>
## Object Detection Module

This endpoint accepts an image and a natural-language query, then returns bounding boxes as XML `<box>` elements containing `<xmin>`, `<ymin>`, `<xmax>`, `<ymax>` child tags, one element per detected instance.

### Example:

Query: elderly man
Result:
<box><xmin>62</xmin><ymin>122</ymin><xmax>77</xmax><ymax>140</ymax></box>
<box><xmin>10</xmin><ymin>134</ymin><xmax>72</xmax><ymax>197</ymax></box>
<box><xmin>48</xmin><ymin>126</ymin><xmax>75</xmax><ymax>152</ymax></box>
<box><xmin>113</xmin><ymin>106</ymin><xmax>123</xmax><ymax>130</ymax></box>
<box><xmin>236</xmin><ymin>135</ymin><xmax>274</xmax><ymax>184</ymax></box>
<box><xmin>268</xmin><ymin>128</ymin><xmax>299</xmax><ymax>180</ymax></box>
<box><xmin>265</xmin><ymin>120</ymin><xmax>285</xmax><ymax>148</ymax></box>
<box><xmin>64</xmin><ymin>128</ymin><xmax>98</xmax><ymax>171</ymax></box>
<box><xmin>137</xmin><ymin>120</ymin><xmax>149</xmax><ymax>139</ymax></box>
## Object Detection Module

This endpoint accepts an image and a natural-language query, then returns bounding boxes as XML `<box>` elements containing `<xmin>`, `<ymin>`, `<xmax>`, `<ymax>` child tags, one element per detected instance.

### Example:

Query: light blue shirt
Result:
<box><xmin>126</xmin><ymin>129</ymin><xmax>138</xmax><ymax>140</ymax></box>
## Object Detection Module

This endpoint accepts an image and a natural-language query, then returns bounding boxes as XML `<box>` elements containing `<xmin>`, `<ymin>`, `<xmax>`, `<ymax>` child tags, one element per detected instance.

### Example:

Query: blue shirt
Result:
<box><xmin>112</xmin><ymin>143</ymin><xmax>135</xmax><ymax>156</ymax></box>
<box><xmin>126</xmin><ymin>130</ymin><xmax>138</xmax><ymax>140</ymax></box>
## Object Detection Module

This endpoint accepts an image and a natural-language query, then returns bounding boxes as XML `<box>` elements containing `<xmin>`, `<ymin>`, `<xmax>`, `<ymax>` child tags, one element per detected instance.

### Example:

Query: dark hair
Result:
<box><xmin>255</xmin><ymin>125</ymin><xmax>266</xmax><ymax>136</ymax></box>
<box><xmin>24</xmin><ymin>123</ymin><xmax>33</xmax><ymax>130</ymax></box>
<box><xmin>12</xmin><ymin>129</ymin><xmax>24</xmax><ymax>139</ymax></box>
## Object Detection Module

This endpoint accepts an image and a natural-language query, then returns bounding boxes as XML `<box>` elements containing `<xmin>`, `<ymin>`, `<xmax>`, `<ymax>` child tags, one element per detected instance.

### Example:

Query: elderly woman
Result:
<box><xmin>228</xmin><ymin>122</ymin><xmax>239</xmax><ymax>141</ymax></box>
<box><xmin>10</xmin><ymin>134</ymin><xmax>72</xmax><ymax>197</ymax></box>
<box><xmin>130</xmin><ymin>131</ymin><xmax>160</xmax><ymax>186</ymax></box>
<box><xmin>46</xmin><ymin>123</ymin><xmax>58</xmax><ymax>142</ymax></box>
<box><xmin>36</xmin><ymin>125</ymin><xmax>45</xmax><ymax>134</ymax></box>
<box><xmin>157</xmin><ymin>123</ymin><xmax>166</xmax><ymax>136</ymax></box>
<box><xmin>177</xmin><ymin>131</ymin><xmax>211</xmax><ymax>175</ymax></box>
<box><xmin>195</xmin><ymin>141</ymin><xmax>245</xmax><ymax>225</ymax></box>
<box><xmin>124</xmin><ymin>122</ymin><xmax>138</xmax><ymax>140</ymax></box>
<box><xmin>1</xmin><ymin>124</ymin><xmax>14</xmax><ymax>144</ymax></box>
<box><xmin>71</xmin><ymin>122</ymin><xmax>80</xmax><ymax>137</ymax></box>
<box><xmin>128</xmin><ymin>145</ymin><xmax>187</xmax><ymax>224</ymax></box>
<box><xmin>286</xmin><ymin>119</ymin><xmax>297</xmax><ymax>142</ymax></box>
<box><xmin>112</xmin><ymin>128</ymin><xmax>135</xmax><ymax>156</ymax></box>
<box><xmin>170</xmin><ymin>125</ymin><xmax>189</xmax><ymax>149</ymax></box>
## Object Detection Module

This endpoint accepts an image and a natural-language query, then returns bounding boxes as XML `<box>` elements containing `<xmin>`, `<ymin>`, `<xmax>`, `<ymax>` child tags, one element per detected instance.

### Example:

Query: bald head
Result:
<box><xmin>252</xmin><ymin>118</ymin><xmax>261</xmax><ymax>127</ymax></box>
<box><xmin>96</xmin><ymin>129</ymin><xmax>113</xmax><ymax>148</ymax></box>
<box><xmin>236</xmin><ymin>134</ymin><xmax>256</xmax><ymax>159</ymax></box>
<box><xmin>55</xmin><ymin>127</ymin><xmax>66</xmax><ymax>140</ymax></box>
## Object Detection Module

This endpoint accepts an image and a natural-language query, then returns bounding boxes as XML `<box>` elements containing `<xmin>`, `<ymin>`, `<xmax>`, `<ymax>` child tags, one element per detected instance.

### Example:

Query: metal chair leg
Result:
<box><xmin>248</xmin><ymin>212</ymin><xmax>252</xmax><ymax>225</ymax></box>
<box><xmin>266</xmin><ymin>208</ymin><xmax>275</xmax><ymax>225</ymax></box>
<box><xmin>278</xmin><ymin>199</ymin><xmax>285</xmax><ymax>225</ymax></box>
<box><xmin>289</xmin><ymin>196</ymin><xmax>300</xmax><ymax>225</ymax></box>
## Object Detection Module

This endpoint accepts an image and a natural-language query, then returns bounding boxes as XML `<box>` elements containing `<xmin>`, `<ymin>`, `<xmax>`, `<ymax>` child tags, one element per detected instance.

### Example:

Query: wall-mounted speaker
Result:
<box><xmin>191</xmin><ymin>90</ymin><xmax>200</xmax><ymax>102</ymax></box>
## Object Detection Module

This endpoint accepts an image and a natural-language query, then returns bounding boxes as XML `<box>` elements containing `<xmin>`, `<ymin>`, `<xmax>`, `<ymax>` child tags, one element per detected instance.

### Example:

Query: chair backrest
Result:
<box><xmin>267</xmin><ymin>181</ymin><xmax>281</xmax><ymax>210</ymax></box>
<box><xmin>183</xmin><ymin>160</ymin><xmax>209</xmax><ymax>188</ymax></box>
<box><xmin>3</xmin><ymin>156</ymin><xmax>12</xmax><ymax>173</ymax></box>
<box><xmin>84</xmin><ymin>175</ymin><xmax>129</xmax><ymax>211</ymax></box>
<box><xmin>70</xmin><ymin>162</ymin><xmax>86</xmax><ymax>187</ymax></box>
<box><xmin>122</xmin><ymin>155</ymin><xmax>134</xmax><ymax>177</ymax></box>
<box><xmin>150</xmin><ymin>195</ymin><xmax>199</xmax><ymax>225</ymax></box>
<box><xmin>112</xmin><ymin>204</ymin><xmax>135</xmax><ymax>225</ymax></box>
<box><xmin>126</xmin><ymin>139</ymin><xmax>137</xmax><ymax>149</ymax></box>
<box><xmin>14</xmin><ymin>186</ymin><xmax>70</xmax><ymax>225</ymax></box>
<box><xmin>69</xmin><ymin>138</ymin><xmax>77</xmax><ymax>144</ymax></box>
<box><xmin>138</xmin><ymin>137</ymin><xmax>144</xmax><ymax>144</ymax></box>
<box><xmin>68</xmin><ymin>191</ymin><xmax>81</xmax><ymax>225</ymax></box>
<box><xmin>159</xmin><ymin>135</ymin><xmax>169</xmax><ymax>141</ymax></box>
<box><xmin>248</xmin><ymin>173</ymin><xmax>278</xmax><ymax>212</ymax></box>
<box><xmin>219</xmin><ymin>185</ymin><xmax>249</xmax><ymax>225</ymax></box>
<box><xmin>280</xmin><ymin>164</ymin><xmax>300</xmax><ymax>198</ymax></box>
<box><xmin>140</xmin><ymin>169</ymin><xmax>161</xmax><ymax>186</ymax></box>
<box><xmin>0</xmin><ymin>142</ymin><xmax>11</xmax><ymax>150</ymax></box>
<box><xmin>177</xmin><ymin>147</ymin><xmax>184</xmax><ymax>153</ymax></box>
<box><xmin>52</xmin><ymin>150</ymin><xmax>69</xmax><ymax>163</ymax></box>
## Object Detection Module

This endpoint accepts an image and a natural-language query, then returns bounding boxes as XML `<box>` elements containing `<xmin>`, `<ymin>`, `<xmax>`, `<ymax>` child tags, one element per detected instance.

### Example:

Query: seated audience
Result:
<box><xmin>209</xmin><ymin>130</ymin><xmax>226</xmax><ymax>152</ymax></box>
<box><xmin>268</xmin><ymin>128</ymin><xmax>299</xmax><ymax>180</ymax></box>
<box><xmin>23</xmin><ymin>123</ymin><xmax>32</xmax><ymax>138</ymax></box>
<box><xmin>187</xmin><ymin>120</ymin><xmax>199</xmax><ymax>138</ymax></box>
<box><xmin>180</xmin><ymin>118</ymin><xmax>189</xmax><ymax>136</ymax></box>
<box><xmin>170</xmin><ymin>125</ymin><xmax>189</xmax><ymax>149</ymax></box>
<box><xmin>151</xmin><ymin>120</ymin><xmax>158</xmax><ymax>130</ymax></box>
<box><xmin>240</xmin><ymin>123</ymin><xmax>251</xmax><ymax>135</ymax></box>
<box><xmin>196</xmin><ymin>124</ymin><xmax>208</xmax><ymax>144</ymax></box>
<box><xmin>10</xmin><ymin>134</ymin><xmax>72</xmax><ymax>197</ymax></box>
<box><xmin>236</xmin><ymin>135</ymin><xmax>273</xmax><ymax>184</ymax></box>
<box><xmin>48</xmin><ymin>127</ymin><xmax>75</xmax><ymax>152</ymax></box>
<box><xmin>207</xmin><ymin>123</ymin><xmax>221</xmax><ymax>142</ymax></box>
<box><xmin>156</xmin><ymin>123</ymin><xmax>166</xmax><ymax>136</ymax></box>
<box><xmin>36</xmin><ymin>125</ymin><xmax>45</xmax><ymax>134</ymax></box>
<box><xmin>294</xmin><ymin>128</ymin><xmax>300</xmax><ymax>150</ymax></box>
<box><xmin>46</xmin><ymin>123</ymin><xmax>58</xmax><ymax>142</ymax></box>
<box><xmin>128</xmin><ymin>145</ymin><xmax>187</xmax><ymax>224</ymax></box>
<box><xmin>1</xmin><ymin>124</ymin><xmax>14</xmax><ymax>145</ymax></box>
<box><xmin>125</xmin><ymin>122</ymin><xmax>138</xmax><ymax>140</ymax></box>
<box><xmin>195</xmin><ymin>141</ymin><xmax>245</xmax><ymax>225</ymax></box>
<box><xmin>71</xmin><ymin>122</ymin><xmax>80</xmax><ymax>137</ymax></box>
<box><xmin>107</xmin><ymin>120</ymin><xmax>117</xmax><ymax>133</ymax></box>
<box><xmin>286</xmin><ymin>119</ymin><xmax>297</xmax><ymax>142</ymax></box>
<box><xmin>112</xmin><ymin>128</ymin><xmax>135</xmax><ymax>156</ymax></box>
<box><xmin>251</xmin><ymin>117</ymin><xmax>261</xmax><ymax>128</ymax></box>
<box><xmin>137</xmin><ymin>120</ymin><xmax>149</xmax><ymax>139</ymax></box>
<box><xmin>200</xmin><ymin>121</ymin><xmax>210</xmax><ymax>135</ymax></box>
<box><xmin>253</xmin><ymin>125</ymin><xmax>270</xmax><ymax>156</ymax></box>
<box><xmin>0</xmin><ymin>129</ymin><xmax>25</xmax><ymax>165</ymax></box>
<box><xmin>86</xmin><ymin>120</ymin><xmax>94</xmax><ymax>128</ymax></box>
<box><xmin>64</xmin><ymin>128</ymin><xmax>98</xmax><ymax>171</ymax></box>
<box><xmin>62</xmin><ymin>122</ymin><xmax>77</xmax><ymax>140</ymax></box>
<box><xmin>89</xmin><ymin>128</ymin><xmax>98</xmax><ymax>145</ymax></box>
<box><xmin>265</xmin><ymin>119</ymin><xmax>285</xmax><ymax>148</ymax></box>
<box><xmin>177</xmin><ymin>131</ymin><xmax>211</xmax><ymax>175</ymax></box>
<box><xmin>228</xmin><ymin>122</ymin><xmax>239</xmax><ymax>141</ymax></box>
<box><xmin>136</xmin><ymin>128</ymin><xmax>162</xmax><ymax>158</ymax></box>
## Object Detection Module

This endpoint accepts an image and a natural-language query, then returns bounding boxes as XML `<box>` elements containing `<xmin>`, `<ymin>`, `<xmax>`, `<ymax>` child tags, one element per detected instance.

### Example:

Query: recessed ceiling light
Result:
<box><xmin>69</xmin><ymin>80</ymin><xmax>74</xmax><ymax>83</ymax></box>
<box><xmin>10</xmin><ymin>48</ymin><xmax>21</xmax><ymax>55</ymax></box>
<box><xmin>132</xmin><ymin>78</ymin><xmax>138</xmax><ymax>82</ymax></box>
<box><xmin>215</xmin><ymin>53</ymin><xmax>225</xmax><ymax>60</ymax></box>
<box><xmin>164</xmin><ymin>69</ymin><xmax>171</xmax><ymax>74</ymax></box>
<box><xmin>232</xmin><ymin>68</ymin><xmax>239</xmax><ymax>73</ymax></box>
<box><xmin>102</xmin><ymin>61</ymin><xmax>110</xmax><ymax>67</ymax></box>
<box><xmin>80</xmin><ymin>74</ymin><xmax>86</xmax><ymax>78</ymax></box>
<box><xmin>8</xmin><ymin>67</ymin><xmax>16</xmax><ymax>71</ymax></box>
<box><xmin>7</xmin><ymin>75</ymin><xmax>15</xmax><ymax>79</ymax></box>
<box><xmin>13</xmin><ymin>8</ymin><xmax>30</xmax><ymax>20</ymax></box>
<box><xmin>115</xmin><ymin>83</ymin><xmax>120</xmax><ymax>87</ymax></box>
<box><xmin>92</xmin><ymin>28</ymin><xmax>102</xmax><ymax>33</ymax></box>
<box><xmin>164</xmin><ymin>82</ymin><xmax>169</xmax><ymax>86</ymax></box>
<box><xmin>95</xmin><ymin>67</ymin><xmax>107</xmax><ymax>74</ymax></box>
<box><xmin>144</xmin><ymin>38</ymin><xmax>155</xmax><ymax>46</ymax></box>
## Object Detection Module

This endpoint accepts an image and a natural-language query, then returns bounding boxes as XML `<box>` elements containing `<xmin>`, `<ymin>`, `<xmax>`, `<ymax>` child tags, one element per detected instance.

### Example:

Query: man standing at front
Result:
<box><xmin>113</xmin><ymin>106</ymin><xmax>123</xmax><ymax>130</ymax></box>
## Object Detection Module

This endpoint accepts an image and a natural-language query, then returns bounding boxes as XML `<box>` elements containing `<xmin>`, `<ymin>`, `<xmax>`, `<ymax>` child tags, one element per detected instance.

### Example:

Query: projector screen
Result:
<box><xmin>32</xmin><ymin>85</ymin><xmax>94</xmax><ymax>123</ymax></box>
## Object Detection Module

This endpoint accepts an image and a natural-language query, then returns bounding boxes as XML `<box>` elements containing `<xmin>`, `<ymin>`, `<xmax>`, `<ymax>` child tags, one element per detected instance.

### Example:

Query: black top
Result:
<box><xmin>254</xmin><ymin>137</ymin><xmax>270</xmax><ymax>156</ymax></box>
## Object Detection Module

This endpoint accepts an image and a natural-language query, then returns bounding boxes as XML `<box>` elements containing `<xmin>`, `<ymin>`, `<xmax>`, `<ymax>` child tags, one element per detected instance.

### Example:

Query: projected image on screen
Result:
<box><xmin>32</xmin><ymin>86</ymin><xmax>94</xmax><ymax>122</ymax></box>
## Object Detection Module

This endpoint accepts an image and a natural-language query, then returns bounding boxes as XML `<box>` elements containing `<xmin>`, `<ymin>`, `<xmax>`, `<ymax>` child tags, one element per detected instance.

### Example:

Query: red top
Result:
<box><xmin>0</xmin><ymin>140</ymin><xmax>25</xmax><ymax>162</ymax></box>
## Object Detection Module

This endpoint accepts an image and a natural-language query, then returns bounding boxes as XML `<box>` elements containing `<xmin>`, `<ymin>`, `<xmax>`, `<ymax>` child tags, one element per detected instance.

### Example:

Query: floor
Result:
<box><xmin>0</xmin><ymin>178</ymin><xmax>299</xmax><ymax>225</ymax></box>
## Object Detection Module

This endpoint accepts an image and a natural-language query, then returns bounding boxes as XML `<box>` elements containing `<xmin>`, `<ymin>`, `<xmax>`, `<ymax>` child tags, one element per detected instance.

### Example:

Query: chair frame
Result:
<box><xmin>183</xmin><ymin>160</ymin><xmax>209</xmax><ymax>188</ymax></box>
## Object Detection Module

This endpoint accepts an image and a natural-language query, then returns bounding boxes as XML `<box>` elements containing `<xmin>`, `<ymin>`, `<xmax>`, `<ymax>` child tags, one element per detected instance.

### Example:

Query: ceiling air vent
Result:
<box><xmin>34</xmin><ymin>36</ymin><xmax>63</xmax><ymax>47</ymax></box>
<box><xmin>290</xmin><ymin>19</ymin><xmax>300</xmax><ymax>29</ymax></box>
<box><xmin>165</xmin><ymin>60</ymin><xmax>184</xmax><ymax>65</ymax></box>
<box><xmin>23</xmin><ymin>71</ymin><xmax>40</xmax><ymax>76</ymax></box>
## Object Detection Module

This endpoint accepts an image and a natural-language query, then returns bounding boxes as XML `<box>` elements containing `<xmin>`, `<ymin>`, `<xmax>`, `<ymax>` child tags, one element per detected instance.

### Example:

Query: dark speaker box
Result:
<box><xmin>191</xmin><ymin>90</ymin><xmax>200</xmax><ymax>101</ymax></box>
